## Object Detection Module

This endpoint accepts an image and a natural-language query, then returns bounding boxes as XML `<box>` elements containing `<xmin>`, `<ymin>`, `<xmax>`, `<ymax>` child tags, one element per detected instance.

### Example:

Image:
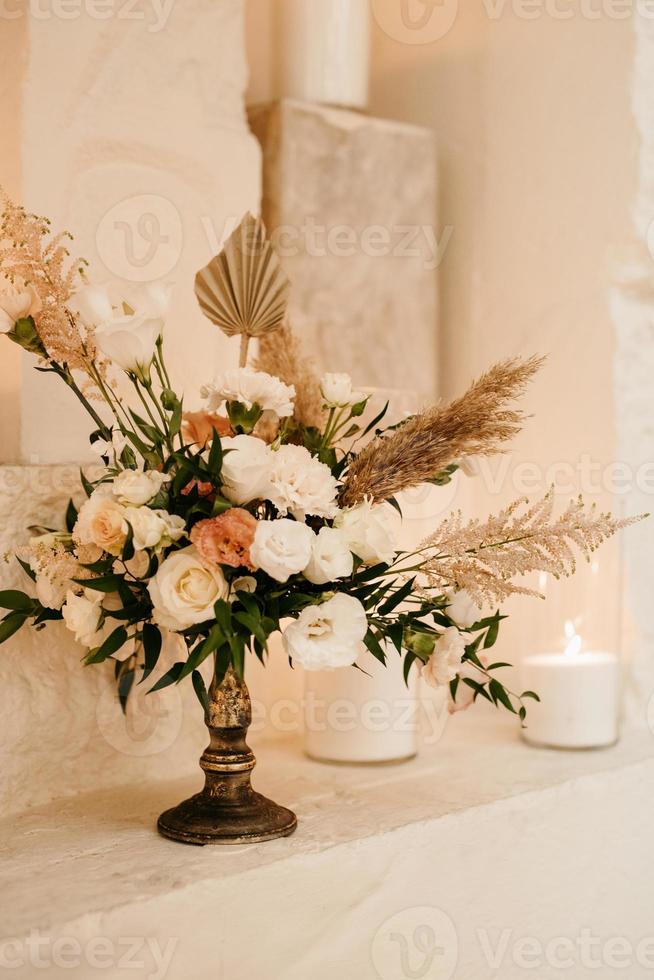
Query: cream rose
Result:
<box><xmin>73</xmin><ymin>492</ymin><xmax>128</xmax><ymax>557</ymax></box>
<box><xmin>334</xmin><ymin>499</ymin><xmax>396</xmax><ymax>565</ymax></box>
<box><xmin>220</xmin><ymin>434</ymin><xmax>272</xmax><ymax>505</ymax></box>
<box><xmin>249</xmin><ymin>519</ymin><xmax>314</xmax><ymax>583</ymax></box>
<box><xmin>112</xmin><ymin>469</ymin><xmax>169</xmax><ymax>506</ymax></box>
<box><xmin>421</xmin><ymin>627</ymin><xmax>467</xmax><ymax>688</ymax></box>
<box><xmin>282</xmin><ymin>593</ymin><xmax>368</xmax><ymax>670</ymax></box>
<box><xmin>148</xmin><ymin>546</ymin><xmax>229</xmax><ymax>631</ymax></box>
<box><xmin>303</xmin><ymin>527</ymin><xmax>354</xmax><ymax>585</ymax></box>
<box><xmin>62</xmin><ymin>589</ymin><xmax>102</xmax><ymax>646</ymax></box>
<box><xmin>267</xmin><ymin>444</ymin><xmax>339</xmax><ymax>521</ymax></box>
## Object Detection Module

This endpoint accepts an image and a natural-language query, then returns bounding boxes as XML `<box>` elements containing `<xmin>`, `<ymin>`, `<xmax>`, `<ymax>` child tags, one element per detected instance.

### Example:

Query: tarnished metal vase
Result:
<box><xmin>157</xmin><ymin>666</ymin><xmax>297</xmax><ymax>845</ymax></box>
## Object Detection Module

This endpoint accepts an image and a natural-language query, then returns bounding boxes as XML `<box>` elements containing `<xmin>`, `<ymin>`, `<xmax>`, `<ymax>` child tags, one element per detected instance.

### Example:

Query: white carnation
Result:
<box><xmin>112</xmin><ymin>469</ymin><xmax>169</xmax><ymax>506</ymax></box>
<box><xmin>303</xmin><ymin>527</ymin><xmax>353</xmax><ymax>585</ymax></box>
<box><xmin>148</xmin><ymin>546</ymin><xmax>229</xmax><ymax>631</ymax></box>
<box><xmin>203</xmin><ymin>367</ymin><xmax>295</xmax><ymax>419</ymax></box>
<box><xmin>282</xmin><ymin>593</ymin><xmax>368</xmax><ymax>670</ymax></box>
<box><xmin>421</xmin><ymin>627</ymin><xmax>467</xmax><ymax>688</ymax></box>
<box><xmin>220</xmin><ymin>434</ymin><xmax>272</xmax><ymax>505</ymax></box>
<box><xmin>334</xmin><ymin>499</ymin><xmax>396</xmax><ymax>565</ymax></box>
<box><xmin>267</xmin><ymin>444</ymin><xmax>339</xmax><ymax>521</ymax></box>
<box><xmin>250</xmin><ymin>519</ymin><xmax>314</xmax><ymax>583</ymax></box>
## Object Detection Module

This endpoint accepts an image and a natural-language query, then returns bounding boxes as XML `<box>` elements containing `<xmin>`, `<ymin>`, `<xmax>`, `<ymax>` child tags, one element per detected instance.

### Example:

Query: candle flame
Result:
<box><xmin>564</xmin><ymin>620</ymin><xmax>582</xmax><ymax>658</ymax></box>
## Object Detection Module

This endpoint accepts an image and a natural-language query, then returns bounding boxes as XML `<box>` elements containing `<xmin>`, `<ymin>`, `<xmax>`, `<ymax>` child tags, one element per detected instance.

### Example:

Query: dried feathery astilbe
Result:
<box><xmin>0</xmin><ymin>195</ymin><xmax>91</xmax><ymax>372</ymax></box>
<box><xmin>340</xmin><ymin>356</ymin><xmax>544</xmax><ymax>506</ymax></box>
<box><xmin>419</xmin><ymin>489</ymin><xmax>643</xmax><ymax>605</ymax></box>
<box><xmin>257</xmin><ymin>322</ymin><xmax>325</xmax><ymax>431</ymax></box>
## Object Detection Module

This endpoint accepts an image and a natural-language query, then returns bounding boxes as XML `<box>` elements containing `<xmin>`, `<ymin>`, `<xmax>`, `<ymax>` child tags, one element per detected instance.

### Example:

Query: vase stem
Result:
<box><xmin>157</xmin><ymin>666</ymin><xmax>297</xmax><ymax>845</ymax></box>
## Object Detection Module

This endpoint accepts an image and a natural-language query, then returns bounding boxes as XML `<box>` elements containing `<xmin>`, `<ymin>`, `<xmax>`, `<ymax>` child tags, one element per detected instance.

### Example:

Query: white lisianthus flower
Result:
<box><xmin>334</xmin><ymin>499</ymin><xmax>396</xmax><ymax>565</ymax></box>
<box><xmin>125</xmin><ymin>507</ymin><xmax>186</xmax><ymax>553</ymax></box>
<box><xmin>202</xmin><ymin>367</ymin><xmax>295</xmax><ymax>419</ymax></box>
<box><xmin>90</xmin><ymin>429</ymin><xmax>129</xmax><ymax>462</ymax></box>
<box><xmin>67</xmin><ymin>283</ymin><xmax>115</xmax><ymax>326</ymax></box>
<box><xmin>62</xmin><ymin>589</ymin><xmax>103</xmax><ymax>646</ymax></box>
<box><xmin>446</xmin><ymin>589</ymin><xmax>482</xmax><ymax>629</ymax></box>
<box><xmin>421</xmin><ymin>627</ymin><xmax>467</xmax><ymax>688</ymax></box>
<box><xmin>73</xmin><ymin>492</ymin><xmax>128</xmax><ymax>557</ymax></box>
<box><xmin>220</xmin><ymin>434</ymin><xmax>272</xmax><ymax>505</ymax></box>
<box><xmin>320</xmin><ymin>372</ymin><xmax>365</xmax><ymax>408</ymax></box>
<box><xmin>250</xmin><ymin>519</ymin><xmax>314</xmax><ymax>583</ymax></box>
<box><xmin>282</xmin><ymin>593</ymin><xmax>368</xmax><ymax>670</ymax></box>
<box><xmin>122</xmin><ymin>281</ymin><xmax>172</xmax><ymax>319</ymax></box>
<box><xmin>112</xmin><ymin>469</ymin><xmax>169</xmax><ymax>506</ymax></box>
<box><xmin>303</xmin><ymin>527</ymin><xmax>354</xmax><ymax>585</ymax></box>
<box><xmin>267</xmin><ymin>444</ymin><xmax>339</xmax><ymax>521</ymax></box>
<box><xmin>96</xmin><ymin>315</ymin><xmax>163</xmax><ymax>374</ymax></box>
<box><xmin>0</xmin><ymin>276</ymin><xmax>42</xmax><ymax>332</ymax></box>
<box><xmin>148</xmin><ymin>546</ymin><xmax>229</xmax><ymax>631</ymax></box>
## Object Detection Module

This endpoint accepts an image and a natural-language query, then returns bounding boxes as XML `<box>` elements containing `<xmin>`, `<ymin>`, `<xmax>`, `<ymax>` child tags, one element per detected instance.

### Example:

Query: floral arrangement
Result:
<box><xmin>0</xmin><ymin>201</ymin><xmax>639</xmax><ymax>723</ymax></box>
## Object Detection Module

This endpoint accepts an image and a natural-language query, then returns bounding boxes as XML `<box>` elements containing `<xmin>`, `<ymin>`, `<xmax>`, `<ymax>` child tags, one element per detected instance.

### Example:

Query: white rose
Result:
<box><xmin>446</xmin><ymin>589</ymin><xmax>482</xmax><ymax>629</ymax></box>
<box><xmin>203</xmin><ymin>367</ymin><xmax>295</xmax><ymax>418</ymax></box>
<box><xmin>250</xmin><ymin>519</ymin><xmax>314</xmax><ymax>583</ymax></box>
<box><xmin>282</xmin><ymin>593</ymin><xmax>368</xmax><ymax>670</ymax></box>
<box><xmin>148</xmin><ymin>545</ymin><xmax>229</xmax><ymax>631</ymax></box>
<box><xmin>62</xmin><ymin>589</ymin><xmax>102</xmax><ymax>646</ymax></box>
<box><xmin>421</xmin><ymin>627</ymin><xmax>467</xmax><ymax>688</ymax></box>
<box><xmin>267</xmin><ymin>444</ymin><xmax>339</xmax><ymax>521</ymax></box>
<box><xmin>0</xmin><ymin>276</ymin><xmax>42</xmax><ymax>332</ymax></box>
<box><xmin>125</xmin><ymin>507</ymin><xmax>185</xmax><ymax>552</ymax></box>
<box><xmin>220</xmin><ymin>434</ymin><xmax>272</xmax><ymax>505</ymax></box>
<box><xmin>303</xmin><ymin>527</ymin><xmax>353</xmax><ymax>585</ymax></box>
<box><xmin>112</xmin><ymin>469</ymin><xmax>169</xmax><ymax>506</ymax></box>
<box><xmin>73</xmin><ymin>492</ymin><xmax>128</xmax><ymax>557</ymax></box>
<box><xmin>334</xmin><ymin>499</ymin><xmax>396</xmax><ymax>565</ymax></box>
<box><xmin>96</xmin><ymin>314</ymin><xmax>163</xmax><ymax>374</ymax></box>
<box><xmin>320</xmin><ymin>372</ymin><xmax>365</xmax><ymax>408</ymax></box>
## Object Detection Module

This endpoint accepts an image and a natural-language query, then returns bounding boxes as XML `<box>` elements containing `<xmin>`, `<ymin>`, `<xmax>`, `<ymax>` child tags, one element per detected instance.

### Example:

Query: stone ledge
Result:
<box><xmin>2</xmin><ymin>713</ymin><xmax>653</xmax><ymax>979</ymax></box>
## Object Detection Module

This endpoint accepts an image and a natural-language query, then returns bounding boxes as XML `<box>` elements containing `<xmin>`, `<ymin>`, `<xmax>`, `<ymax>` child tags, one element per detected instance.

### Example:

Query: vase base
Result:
<box><xmin>157</xmin><ymin>790</ymin><xmax>297</xmax><ymax>846</ymax></box>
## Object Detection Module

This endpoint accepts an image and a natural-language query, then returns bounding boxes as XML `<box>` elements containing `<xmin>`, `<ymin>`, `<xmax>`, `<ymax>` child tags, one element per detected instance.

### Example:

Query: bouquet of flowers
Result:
<box><xmin>0</xmin><ymin>200</ymin><xmax>639</xmax><ymax>843</ymax></box>
<box><xmin>0</xmin><ymin>201</ymin><xmax>637</xmax><ymax>712</ymax></box>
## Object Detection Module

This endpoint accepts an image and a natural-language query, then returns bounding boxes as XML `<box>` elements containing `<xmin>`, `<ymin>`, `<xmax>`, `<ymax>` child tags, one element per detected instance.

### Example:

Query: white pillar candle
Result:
<box><xmin>303</xmin><ymin>649</ymin><xmax>419</xmax><ymax>764</ymax></box>
<box><xmin>277</xmin><ymin>0</ymin><xmax>370</xmax><ymax>110</ymax></box>
<box><xmin>520</xmin><ymin>628</ymin><xmax>620</xmax><ymax>749</ymax></box>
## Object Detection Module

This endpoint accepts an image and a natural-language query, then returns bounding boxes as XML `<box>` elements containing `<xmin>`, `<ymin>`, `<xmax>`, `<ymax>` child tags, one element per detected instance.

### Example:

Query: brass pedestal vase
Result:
<box><xmin>157</xmin><ymin>666</ymin><xmax>297</xmax><ymax>845</ymax></box>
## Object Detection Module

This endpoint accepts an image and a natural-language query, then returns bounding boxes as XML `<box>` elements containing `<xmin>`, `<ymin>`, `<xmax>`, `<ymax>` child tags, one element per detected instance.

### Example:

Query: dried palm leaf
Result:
<box><xmin>194</xmin><ymin>213</ymin><xmax>291</xmax><ymax>366</ymax></box>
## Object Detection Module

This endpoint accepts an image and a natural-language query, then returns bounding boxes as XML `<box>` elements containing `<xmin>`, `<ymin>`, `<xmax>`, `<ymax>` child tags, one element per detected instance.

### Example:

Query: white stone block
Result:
<box><xmin>249</xmin><ymin>99</ymin><xmax>438</xmax><ymax>396</ymax></box>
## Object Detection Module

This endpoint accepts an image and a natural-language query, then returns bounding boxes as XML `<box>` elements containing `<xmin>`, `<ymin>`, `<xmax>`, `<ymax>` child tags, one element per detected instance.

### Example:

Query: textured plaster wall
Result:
<box><xmin>2</xmin><ymin>0</ymin><xmax>261</xmax><ymax>465</ymax></box>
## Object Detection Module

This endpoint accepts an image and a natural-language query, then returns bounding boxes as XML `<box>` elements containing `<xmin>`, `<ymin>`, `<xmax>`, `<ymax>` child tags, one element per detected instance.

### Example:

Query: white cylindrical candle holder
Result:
<box><xmin>520</xmin><ymin>650</ymin><xmax>620</xmax><ymax>749</ymax></box>
<box><xmin>303</xmin><ymin>648</ymin><xmax>419</xmax><ymax>764</ymax></box>
<box><xmin>277</xmin><ymin>0</ymin><xmax>370</xmax><ymax>110</ymax></box>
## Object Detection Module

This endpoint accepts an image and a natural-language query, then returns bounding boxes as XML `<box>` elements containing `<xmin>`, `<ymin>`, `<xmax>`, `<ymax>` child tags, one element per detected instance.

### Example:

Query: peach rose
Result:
<box><xmin>190</xmin><ymin>508</ymin><xmax>257</xmax><ymax>571</ymax></box>
<box><xmin>182</xmin><ymin>410</ymin><xmax>232</xmax><ymax>447</ymax></box>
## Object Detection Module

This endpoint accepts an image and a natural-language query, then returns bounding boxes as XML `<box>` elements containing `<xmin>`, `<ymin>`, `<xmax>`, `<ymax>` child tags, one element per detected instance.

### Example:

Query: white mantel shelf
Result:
<box><xmin>2</xmin><ymin>713</ymin><xmax>654</xmax><ymax>979</ymax></box>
